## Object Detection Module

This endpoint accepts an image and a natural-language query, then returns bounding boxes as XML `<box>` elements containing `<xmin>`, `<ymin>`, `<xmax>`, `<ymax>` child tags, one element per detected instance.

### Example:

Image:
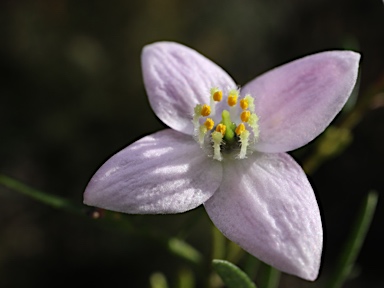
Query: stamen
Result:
<box><xmin>194</xmin><ymin>104</ymin><xmax>202</xmax><ymax>117</ymax></box>
<box><xmin>227</xmin><ymin>89</ymin><xmax>239</xmax><ymax>107</ymax></box>
<box><xmin>194</xmin><ymin>86</ymin><xmax>260</xmax><ymax>161</ymax></box>
<box><xmin>215</xmin><ymin>123</ymin><xmax>226</xmax><ymax>135</ymax></box>
<box><xmin>240</xmin><ymin>98</ymin><xmax>248</xmax><ymax>110</ymax></box>
<box><xmin>210</xmin><ymin>87</ymin><xmax>222</xmax><ymax>115</ymax></box>
<box><xmin>198</xmin><ymin>125</ymin><xmax>207</xmax><ymax>146</ymax></box>
<box><xmin>235</xmin><ymin>123</ymin><xmax>246</xmax><ymax>136</ymax></box>
<box><xmin>248</xmin><ymin>113</ymin><xmax>260</xmax><ymax>139</ymax></box>
<box><xmin>238</xmin><ymin>130</ymin><xmax>250</xmax><ymax>159</ymax></box>
<box><xmin>204</xmin><ymin>118</ymin><xmax>214</xmax><ymax>130</ymax></box>
<box><xmin>193</xmin><ymin>104</ymin><xmax>203</xmax><ymax>130</ymax></box>
<box><xmin>244</xmin><ymin>94</ymin><xmax>255</xmax><ymax>113</ymax></box>
<box><xmin>211</xmin><ymin>131</ymin><xmax>224</xmax><ymax>161</ymax></box>
<box><xmin>240</xmin><ymin>111</ymin><xmax>251</xmax><ymax>122</ymax></box>
<box><xmin>201</xmin><ymin>104</ymin><xmax>211</xmax><ymax>117</ymax></box>
<box><xmin>210</xmin><ymin>87</ymin><xmax>222</xmax><ymax>101</ymax></box>
<box><xmin>213</xmin><ymin>91</ymin><xmax>223</xmax><ymax>102</ymax></box>
<box><xmin>194</xmin><ymin>105</ymin><xmax>213</xmax><ymax>146</ymax></box>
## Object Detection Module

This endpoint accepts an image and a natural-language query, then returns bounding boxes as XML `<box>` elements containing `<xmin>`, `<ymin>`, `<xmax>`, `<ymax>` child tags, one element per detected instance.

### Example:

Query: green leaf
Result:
<box><xmin>212</xmin><ymin>259</ymin><xmax>257</xmax><ymax>288</ymax></box>
<box><xmin>327</xmin><ymin>191</ymin><xmax>378</xmax><ymax>288</ymax></box>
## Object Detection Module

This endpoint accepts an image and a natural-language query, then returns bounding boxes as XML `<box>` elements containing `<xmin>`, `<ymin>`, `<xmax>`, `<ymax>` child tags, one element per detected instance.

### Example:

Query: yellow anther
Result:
<box><xmin>227</xmin><ymin>95</ymin><xmax>238</xmax><ymax>107</ymax></box>
<box><xmin>241</xmin><ymin>110</ymin><xmax>251</xmax><ymax>122</ymax></box>
<box><xmin>235</xmin><ymin>123</ymin><xmax>246</xmax><ymax>135</ymax></box>
<box><xmin>215</xmin><ymin>123</ymin><xmax>226</xmax><ymax>136</ymax></box>
<box><xmin>240</xmin><ymin>99</ymin><xmax>249</xmax><ymax>110</ymax></box>
<box><xmin>213</xmin><ymin>90</ymin><xmax>223</xmax><ymax>102</ymax></box>
<box><xmin>204</xmin><ymin>118</ymin><xmax>214</xmax><ymax>130</ymax></box>
<box><xmin>227</xmin><ymin>89</ymin><xmax>239</xmax><ymax>107</ymax></box>
<box><xmin>210</xmin><ymin>87</ymin><xmax>222</xmax><ymax>115</ymax></box>
<box><xmin>201</xmin><ymin>104</ymin><xmax>211</xmax><ymax>116</ymax></box>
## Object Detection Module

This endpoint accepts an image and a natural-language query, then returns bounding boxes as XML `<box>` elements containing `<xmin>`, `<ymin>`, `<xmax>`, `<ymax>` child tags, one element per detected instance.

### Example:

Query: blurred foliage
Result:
<box><xmin>1</xmin><ymin>0</ymin><xmax>384</xmax><ymax>287</ymax></box>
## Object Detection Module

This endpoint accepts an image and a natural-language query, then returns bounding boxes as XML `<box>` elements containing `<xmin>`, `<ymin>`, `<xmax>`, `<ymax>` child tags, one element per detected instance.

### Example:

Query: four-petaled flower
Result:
<box><xmin>84</xmin><ymin>42</ymin><xmax>360</xmax><ymax>280</ymax></box>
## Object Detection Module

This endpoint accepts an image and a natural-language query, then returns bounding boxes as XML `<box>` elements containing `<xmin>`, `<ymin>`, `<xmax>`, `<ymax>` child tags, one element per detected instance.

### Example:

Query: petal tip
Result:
<box><xmin>322</xmin><ymin>50</ymin><xmax>361</xmax><ymax>77</ymax></box>
<box><xmin>82</xmin><ymin>174</ymin><xmax>104</xmax><ymax>209</ymax></box>
<box><xmin>292</xmin><ymin>256</ymin><xmax>321</xmax><ymax>281</ymax></box>
<box><xmin>336</xmin><ymin>49</ymin><xmax>361</xmax><ymax>67</ymax></box>
<box><xmin>341</xmin><ymin>50</ymin><xmax>361</xmax><ymax>61</ymax></box>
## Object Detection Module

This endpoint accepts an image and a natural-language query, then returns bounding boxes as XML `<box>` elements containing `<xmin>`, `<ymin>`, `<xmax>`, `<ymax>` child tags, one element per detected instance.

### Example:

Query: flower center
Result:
<box><xmin>192</xmin><ymin>87</ymin><xmax>260</xmax><ymax>161</ymax></box>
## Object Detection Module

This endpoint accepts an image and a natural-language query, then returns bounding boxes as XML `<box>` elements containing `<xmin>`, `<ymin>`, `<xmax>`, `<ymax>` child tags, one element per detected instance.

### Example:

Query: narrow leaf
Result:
<box><xmin>213</xmin><ymin>259</ymin><xmax>257</xmax><ymax>288</ymax></box>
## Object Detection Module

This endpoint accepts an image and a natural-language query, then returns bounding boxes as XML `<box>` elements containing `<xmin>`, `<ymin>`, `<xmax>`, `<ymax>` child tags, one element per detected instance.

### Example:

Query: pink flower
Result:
<box><xmin>84</xmin><ymin>42</ymin><xmax>360</xmax><ymax>280</ymax></box>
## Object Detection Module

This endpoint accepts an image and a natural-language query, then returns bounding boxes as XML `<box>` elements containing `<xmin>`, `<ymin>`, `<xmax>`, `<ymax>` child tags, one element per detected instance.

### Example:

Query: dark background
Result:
<box><xmin>1</xmin><ymin>0</ymin><xmax>384</xmax><ymax>287</ymax></box>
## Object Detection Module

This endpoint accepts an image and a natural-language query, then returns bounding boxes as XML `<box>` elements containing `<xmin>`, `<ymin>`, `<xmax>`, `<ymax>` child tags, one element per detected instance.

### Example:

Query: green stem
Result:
<box><xmin>258</xmin><ymin>264</ymin><xmax>281</xmax><ymax>288</ymax></box>
<box><xmin>212</xmin><ymin>225</ymin><xmax>226</xmax><ymax>260</ymax></box>
<box><xmin>0</xmin><ymin>174</ymin><xmax>83</xmax><ymax>214</ymax></box>
<box><xmin>0</xmin><ymin>173</ymin><xmax>202</xmax><ymax>264</ymax></box>
<box><xmin>243</xmin><ymin>256</ymin><xmax>261</xmax><ymax>283</ymax></box>
<box><xmin>327</xmin><ymin>191</ymin><xmax>378</xmax><ymax>288</ymax></box>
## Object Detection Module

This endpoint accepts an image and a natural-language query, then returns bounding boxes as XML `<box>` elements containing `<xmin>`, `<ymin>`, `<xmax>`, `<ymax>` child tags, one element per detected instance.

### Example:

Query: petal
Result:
<box><xmin>84</xmin><ymin>129</ymin><xmax>222</xmax><ymax>214</ymax></box>
<box><xmin>242</xmin><ymin>51</ymin><xmax>360</xmax><ymax>152</ymax></box>
<box><xmin>204</xmin><ymin>153</ymin><xmax>322</xmax><ymax>280</ymax></box>
<box><xmin>142</xmin><ymin>41</ymin><xmax>236</xmax><ymax>135</ymax></box>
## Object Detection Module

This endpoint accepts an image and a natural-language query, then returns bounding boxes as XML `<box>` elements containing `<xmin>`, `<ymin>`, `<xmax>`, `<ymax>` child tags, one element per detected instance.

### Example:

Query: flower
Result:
<box><xmin>84</xmin><ymin>42</ymin><xmax>360</xmax><ymax>280</ymax></box>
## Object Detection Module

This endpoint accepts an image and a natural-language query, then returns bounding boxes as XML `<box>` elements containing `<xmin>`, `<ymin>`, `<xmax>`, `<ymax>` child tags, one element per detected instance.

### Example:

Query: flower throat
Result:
<box><xmin>192</xmin><ymin>87</ymin><xmax>260</xmax><ymax>161</ymax></box>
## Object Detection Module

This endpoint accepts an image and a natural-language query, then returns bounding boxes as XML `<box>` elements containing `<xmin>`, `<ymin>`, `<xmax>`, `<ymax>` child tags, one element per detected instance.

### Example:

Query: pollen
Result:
<box><xmin>240</xmin><ymin>99</ymin><xmax>248</xmax><ymax>110</ymax></box>
<box><xmin>201</xmin><ymin>104</ymin><xmax>211</xmax><ymax>116</ymax></box>
<box><xmin>211</xmin><ymin>87</ymin><xmax>223</xmax><ymax>102</ymax></box>
<box><xmin>215</xmin><ymin>123</ymin><xmax>226</xmax><ymax>136</ymax></box>
<box><xmin>227</xmin><ymin>89</ymin><xmax>239</xmax><ymax>107</ymax></box>
<box><xmin>227</xmin><ymin>95</ymin><xmax>238</xmax><ymax>107</ymax></box>
<box><xmin>240</xmin><ymin>110</ymin><xmax>251</xmax><ymax>122</ymax></box>
<box><xmin>204</xmin><ymin>118</ymin><xmax>214</xmax><ymax>130</ymax></box>
<box><xmin>213</xmin><ymin>90</ymin><xmax>223</xmax><ymax>102</ymax></box>
<box><xmin>235</xmin><ymin>123</ymin><xmax>246</xmax><ymax>135</ymax></box>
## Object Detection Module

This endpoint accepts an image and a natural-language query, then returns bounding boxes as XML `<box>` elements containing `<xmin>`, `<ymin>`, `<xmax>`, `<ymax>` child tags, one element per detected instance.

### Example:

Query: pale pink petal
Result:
<box><xmin>204</xmin><ymin>152</ymin><xmax>322</xmax><ymax>280</ymax></box>
<box><xmin>142</xmin><ymin>42</ymin><xmax>236</xmax><ymax>135</ymax></box>
<box><xmin>84</xmin><ymin>129</ymin><xmax>222</xmax><ymax>214</ymax></box>
<box><xmin>242</xmin><ymin>51</ymin><xmax>360</xmax><ymax>153</ymax></box>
